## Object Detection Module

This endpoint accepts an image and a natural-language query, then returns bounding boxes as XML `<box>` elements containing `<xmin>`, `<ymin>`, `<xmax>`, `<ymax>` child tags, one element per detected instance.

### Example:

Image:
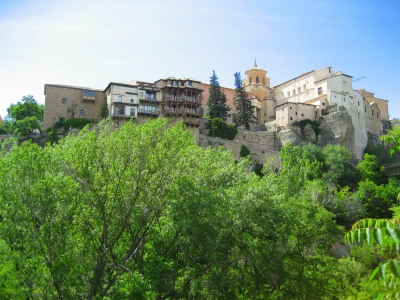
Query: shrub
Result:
<box><xmin>208</xmin><ymin>117</ymin><xmax>237</xmax><ymax>140</ymax></box>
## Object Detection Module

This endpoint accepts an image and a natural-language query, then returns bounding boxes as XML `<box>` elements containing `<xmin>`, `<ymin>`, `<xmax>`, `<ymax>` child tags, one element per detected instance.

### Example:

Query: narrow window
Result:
<box><xmin>303</xmin><ymin>84</ymin><xmax>306</xmax><ymax>90</ymax></box>
<box><xmin>130</xmin><ymin>108</ymin><xmax>136</xmax><ymax>116</ymax></box>
<box><xmin>365</xmin><ymin>107</ymin><xmax>367</xmax><ymax>112</ymax></box>
<box><xmin>118</xmin><ymin>95</ymin><xmax>122</xmax><ymax>102</ymax></box>
<box><xmin>290</xmin><ymin>117</ymin><xmax>293</xmax><ymax>120</ymax></box>
<box><xmin>322</xmin><ymin>102</ymin><xmax>325</xmax><ymax>106</ymax></box>
<box><xmin>79</xmin><ymin>110</ymin><xmax>85</xmax><ymax>116</ymax></box>
<box><xmin>256</xmin><ymin>76</ymin><xmax>259</xmax><ymax>83</ymax></box>
<box><xmin>130</xmin><ymin>99</ymin><xmax>134</xmax><ymax>103</ymax></box>
<box><xmin>298</xmin><ymin>87</ymin><xmax>301</xmax><ymax>94</ymax></box>
<box><xmin>287</xmin><ymin>91</ymin><xmax>290</xmax><ymax>97</ymax></box>
<box><xmin>293</xmin><ymin>89</ymin><xmax>295</xmax><ymax>95</ymax></box>
<box><xmin>318</xmin><ymin>87</ymin><xmax>322</xmax><ymax>95</ymax></box>
<box><xmin>290</xmin><ymin>106</ymin><xmax>292</xmax><ymax>110</ymax></box>
<box><xmin>301</xmin><ymin>113</ymin><xmax>304</xmax><ymax>117</ymax></box>
<box><xmin>188</xmin><ymin>81</ymin><xmax>193</xmax><ymax>87</ymax></box>
<box><xmin>250</xmin><ymin>77</ymin><xmax>252</xmax><ymax>84</ymax></box>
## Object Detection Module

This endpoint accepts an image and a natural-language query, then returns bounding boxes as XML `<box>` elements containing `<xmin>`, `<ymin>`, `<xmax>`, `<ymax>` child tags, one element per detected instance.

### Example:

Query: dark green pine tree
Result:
<box><xmin>234</xmin><ymin>72</ymin><xmax>257</xmax><ymax>129</ymax></box>
<box><xmin>207</xmin><ymin>71</ymin><xmax>229</xmax><ymax>120</ymax></box>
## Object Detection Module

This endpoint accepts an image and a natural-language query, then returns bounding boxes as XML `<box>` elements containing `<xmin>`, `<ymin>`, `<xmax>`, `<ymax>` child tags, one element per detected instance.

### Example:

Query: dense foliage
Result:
<box><xmin>207</xmin><ymin>71</ymin><xmax>229</xmax><ymax>120</ymax></box>
<box><xmin>0</xmin><ymin>120</ymin><xmax>399</xmax><ymax>299</ymax></box>
<box><xmin>233</xmin><ymin>72</ymin><xmax>257</xmax><ymax>129</ymax></box>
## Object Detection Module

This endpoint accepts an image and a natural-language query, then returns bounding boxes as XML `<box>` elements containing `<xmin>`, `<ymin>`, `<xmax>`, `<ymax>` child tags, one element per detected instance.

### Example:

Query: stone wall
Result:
<box><xmin>197</xmin><ymin>129</ymin><xmax>280</xmax><ymax>163</ymax></box>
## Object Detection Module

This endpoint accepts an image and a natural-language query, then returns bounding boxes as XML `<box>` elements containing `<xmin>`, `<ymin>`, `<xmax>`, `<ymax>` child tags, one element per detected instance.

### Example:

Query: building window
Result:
<box><xmin>377</xmin><ymin>112</ymin><xmax>379</xmax><ymax>118</ymax></box>
<box><xmin>115</xmin><ymin>122</ymin><xmax>119</xmax><ymax>128</ymax></box>
<box><xmin>290</xmin><ymin>106</ymin><xmax>292</xmax><ymax>109</ymax></box>
<box><xmin>358</xmin><ymin>101</ymin><xmax>360</xmax><ymax>106</ymax></box>
<box><xmin>295</xmin><ymin>112</ymin><xmax>298</xmax><ymax>115</ymax></box>
<box><xmin>250</xmin><ymin>77</ymin><xmax>252</xmax><ymax>84</ymax></box>
<box><xmin>59</xmin><ymin>117</ymin><xmax>65</xmax><ymax>124</ymax></box>
<box><xmin>80</xmin><ymin>110</ymin><xmax>85</xmax><ymax>116</ymax></box>
<box><xmin>301</xmin><ymin>113</ymin><xmax>304</xmax><ymax>117</ymax></box>
<box><xmin>174</xmin><ymin>81</ymin><xmax>178</xmax><ymax>86</ymax></box>
<box><xmin>168</xmin><ymin>80</ymin><xmax>173</xmax><ymax>86</ymax></box>
<box><xmin>365</xmin><ymin>107</ymin><xmax>367</xmax><ymax>112</ymax></box>
<box><xmin>61</xmin><ymin>98</ymin><xmax>67</xmax><ymax>104</ymax></box>
<box><xmin>130</xmin><ymin>108</ymin><xmax>136</xmax><ymax>116</ymax></box>
<box><xmin>130</xmin><ymin>99</ymin><xmax>134</xmax><ymax>103</ymax></box>
<box><xmin>256</xmin><ymin>76</ymin><xmax>259</xmax><ymax>84</ymax></box>
<box><xmin>322</xmin><ymin>102</ymin><xmax>325</xmax><ymax>106</ymax></box>
<box><xmin>118</xmin><ymin>95</ymin><xmax>122</xmax><ymax>102</ymax></box>
<box><xmin>287</xmin><ymin>91</ymin><xmax>290</xmax><ymax>97</ymax></box>
<box><xmin>318</xmin><ymin>87</ymin><xmax>322</xmax><ymax>95</ymax></box>
<box><xmin>372</xmin><ymin>111</ymin><xmax>374</xmax><ymax>116</ymax></box>
<box><xmin>180</xmin><ymin>81</ymin><xmax>184</xmax><ymax>87</ymax></box>
<box><xmin>187</xmin><ymin>81</ymin><xmax>193</xmax><ymax>87</ymax></box>
<box><xmin>290</xmin><ymin>117</ymin><xmax>293</xmax><ymax>120</ymax></box>
<box><xmin>292</xmin><ymin>89</ymin><xmax>295</xmax><ymax>95</ymax></box>
<box><xmin>298</xmin><ymin>87</ymin><xmax>301</xmax><ymax>94</ymax></box>
<box><xmin>303</xmin><ymin>84</ymin><xmax>306</xmax><ymax>90</ymax></box>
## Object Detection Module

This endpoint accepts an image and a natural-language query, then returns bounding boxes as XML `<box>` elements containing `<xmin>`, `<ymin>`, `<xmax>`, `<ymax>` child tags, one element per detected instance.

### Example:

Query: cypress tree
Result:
<box><xmin>233</xmin><ymin>72</ymin><xmax>257</xmax><ymax>129</ymax></box>
<box><xmin>207</xmin><ymin>71</ymin><xmax>229</xmax><ymax>120</ymax></box>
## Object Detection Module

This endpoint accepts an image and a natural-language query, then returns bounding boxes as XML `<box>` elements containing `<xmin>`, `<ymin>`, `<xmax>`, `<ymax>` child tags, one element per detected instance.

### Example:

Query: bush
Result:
<box><xmin>64</xmin><ymin>118</ymin><xmax>95</xmax><ymax>130</ymax></box>
<box><xmin>208</xmin><ymin>117</ymin><xmax>237</xmax><ymax>140</ymax></box>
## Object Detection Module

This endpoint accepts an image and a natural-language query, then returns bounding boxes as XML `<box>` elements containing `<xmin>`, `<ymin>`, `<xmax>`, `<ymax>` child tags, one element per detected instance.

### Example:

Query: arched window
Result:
<box><xmin>250</xmin><ymin>77</ymin><xmax>252</xmax><ymax>84</ymax></box>
<box><xmin>256</xmin><ymin>76</ymin><xmax>259</xmax><ymax>83</ymax></box>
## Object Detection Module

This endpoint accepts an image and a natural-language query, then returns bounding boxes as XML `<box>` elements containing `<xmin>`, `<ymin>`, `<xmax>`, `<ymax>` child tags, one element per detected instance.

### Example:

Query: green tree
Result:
<box><xmin>207</xmin><ymin>71</ymin><xmax>229</xmax><ymax>120</ymax></box>
<box><xmin>233</xmin><ymin>72</ymin><xmax>257</xmax><ymax>129</ymax></box>
<box><xmin>7</xmin><ymin>95</ymin><xmax>43</xmax><ymax>122</ymax></box>
<box><xmin>6</xmin><ymin>95</ymin><xmax>44</xmax><ymax>135</ymax></box>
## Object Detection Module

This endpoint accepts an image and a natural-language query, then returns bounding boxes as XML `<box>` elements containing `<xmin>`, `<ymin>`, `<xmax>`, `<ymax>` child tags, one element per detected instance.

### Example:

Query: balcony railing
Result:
<box><xmin>140</xmin><ymin>95</ymin><xmax>161</xmax><ymax>102</ymax></box>
<box><xmin>162</xmin><ymin>95</ymin><xmax>202</xmax><ymax>104</ymax></box>
<box><xmin>162</xmin><ymin>108</ymin><xmax>201</xmax><ymax>117</ymax></box>
<box><xmin>111</xmin><ymin>111</ymin><xmax>136</xmax><ymax>118</ymax></box>
<box><xmin>138</xmin><ymin>109</ymin><xmax>160</xmax><ymax>116</ymax></box>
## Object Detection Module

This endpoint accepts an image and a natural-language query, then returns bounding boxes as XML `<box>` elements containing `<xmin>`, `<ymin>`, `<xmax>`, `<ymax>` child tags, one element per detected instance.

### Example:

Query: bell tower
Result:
<box><xmin>244</xmin><ymin>60</ymin><xmax>274</xmax><ymax>124</ymax></box>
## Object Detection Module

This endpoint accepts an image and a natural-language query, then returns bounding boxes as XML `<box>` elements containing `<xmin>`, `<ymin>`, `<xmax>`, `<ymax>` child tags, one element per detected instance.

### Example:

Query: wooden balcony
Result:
<box><xmin>162</xmin><ymin>95</ymin><xmax>202</xmax><ymax>105</ymax></box>
<box><xmin>162</xmin><ymin>108</ymin><xmax>202</xmax><ymax>117</ymax></box>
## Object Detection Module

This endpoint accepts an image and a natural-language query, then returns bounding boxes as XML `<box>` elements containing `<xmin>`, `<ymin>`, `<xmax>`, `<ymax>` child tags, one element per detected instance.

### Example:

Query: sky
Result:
<box><xmin>0</xmin><ymin>0</ymin><xmax>399</xmax><ymax>119</ymax></box>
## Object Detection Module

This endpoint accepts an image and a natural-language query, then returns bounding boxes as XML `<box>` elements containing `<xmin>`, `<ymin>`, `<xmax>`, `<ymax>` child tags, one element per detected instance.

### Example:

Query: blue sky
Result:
<box><xmin>1</xmin><ymin>0</ymin><xmax>399</xmax><ymax>118</ymax></box>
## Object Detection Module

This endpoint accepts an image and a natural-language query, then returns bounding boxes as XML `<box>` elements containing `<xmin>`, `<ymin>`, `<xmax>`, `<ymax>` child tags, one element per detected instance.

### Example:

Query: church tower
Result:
<box><xmin>244</xmin><ymin>60</ymin><xmax>274</xmax><ymax>124</ymax></box>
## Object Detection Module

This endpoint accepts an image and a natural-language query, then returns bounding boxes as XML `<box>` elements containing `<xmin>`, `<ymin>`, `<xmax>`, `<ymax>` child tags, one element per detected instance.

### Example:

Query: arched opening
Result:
<box><xmin>256</xmin><ymin>76</ymin><xmax>259</xmax><ymax>83</ymax></box>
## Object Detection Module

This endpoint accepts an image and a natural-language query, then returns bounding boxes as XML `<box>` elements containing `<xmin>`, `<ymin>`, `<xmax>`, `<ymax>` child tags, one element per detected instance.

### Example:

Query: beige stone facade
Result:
<box><xmin>43</xmin><ymin>84</ymin><xmax>104</xmax><ymax>130</ymax></box>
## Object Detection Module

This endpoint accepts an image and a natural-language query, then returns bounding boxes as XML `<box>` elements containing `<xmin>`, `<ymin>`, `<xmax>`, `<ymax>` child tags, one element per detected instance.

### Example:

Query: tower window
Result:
<box><xmin>250</xmin><ymin>77</ymin><xmax>252</xmax><ymax>84</ymax></box>
<box><xmin>256</xmin><ymin>76</ymin><xmax>259</xmax><ymax>84</ymax></box>
<box><xmin>318</xmin><ymin>87</ymin><xmax>322</xmax><ymax>95</ymax></box>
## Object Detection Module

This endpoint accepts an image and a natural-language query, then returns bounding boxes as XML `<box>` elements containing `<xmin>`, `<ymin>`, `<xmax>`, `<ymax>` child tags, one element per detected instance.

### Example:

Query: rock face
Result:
<box><xmin>317</xmin><ymin>110</ymin><xmax>355</xmax><ymax>152</ymax></box>
<box><xmin>271</xmin><ymin>109</ymin><xmax>358</xmax><ymax>158</ymax></box>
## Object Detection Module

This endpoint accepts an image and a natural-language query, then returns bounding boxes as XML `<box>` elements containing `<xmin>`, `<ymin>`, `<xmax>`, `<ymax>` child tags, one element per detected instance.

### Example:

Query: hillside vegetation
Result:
<box><xmin>0</xmin><ymin>119</ymin><xmax>399</xmax><ymax>299</ymax></box>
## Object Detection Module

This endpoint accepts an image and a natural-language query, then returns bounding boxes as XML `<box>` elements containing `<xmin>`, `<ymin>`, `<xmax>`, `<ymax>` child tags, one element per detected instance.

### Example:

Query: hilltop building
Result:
<box><xmin>43</xmin><ymin>64</ymin><xmax>389</xmax><ymax>159</ymax></box>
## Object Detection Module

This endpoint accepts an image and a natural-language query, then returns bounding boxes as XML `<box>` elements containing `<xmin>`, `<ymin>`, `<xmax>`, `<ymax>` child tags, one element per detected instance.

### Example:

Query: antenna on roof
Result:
<box><xmin>352</xmin><ymin>76</ymin><xmax>365</xmax><ymax>82</ymax></box>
